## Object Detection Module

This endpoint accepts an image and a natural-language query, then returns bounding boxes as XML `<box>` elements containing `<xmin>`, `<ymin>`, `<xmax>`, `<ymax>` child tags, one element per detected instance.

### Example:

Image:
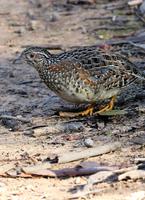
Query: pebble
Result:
<box><xmin>97</xmin><ymin>121</ymin><xmax>105</xmax><ymax>130</ymax></box>
<box><xmin>23</xmin><ymin>130</ymin><xmax>34</xmax><ymax>136</ymax></box>
<box><xmin>84</xmin><ymin>138</ymin><xmax>94</xmax><ymax>148</ymax></box>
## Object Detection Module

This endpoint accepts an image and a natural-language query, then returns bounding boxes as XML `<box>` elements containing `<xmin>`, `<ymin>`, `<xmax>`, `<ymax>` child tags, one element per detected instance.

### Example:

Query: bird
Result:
<box><xmin>14</xmin><ymin>46</ymin><xmax>145</xmax><ymax>117</ymax></box>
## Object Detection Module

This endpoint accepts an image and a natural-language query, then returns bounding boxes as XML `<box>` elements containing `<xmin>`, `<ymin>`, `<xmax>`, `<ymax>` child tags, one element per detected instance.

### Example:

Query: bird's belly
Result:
<box><xmin>55</xmin><ymin>86</ymin><xmax>96</xmax><ymax>104</ymax></box>
<box><xmin>46</xmin><ymin>77</ymin><xmax>120</xmax><ymax>104</ymax></box>
<box><xmin>97</xmin><ymin>88</ymin><xmax>120</xmax><ymax>100</ymax></box>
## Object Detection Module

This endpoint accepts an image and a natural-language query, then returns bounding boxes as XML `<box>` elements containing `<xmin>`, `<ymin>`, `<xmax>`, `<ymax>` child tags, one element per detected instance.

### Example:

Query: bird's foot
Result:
<box><xmin>59</xmin><ymin>105</ymin><xmax>94</xmax><ymax>117</ymax></box>
<box><xmin>80</xmin><ymin>105</ymin><xmax>94</xmax><ymax>116</ymax></box>
<box><xmin>96</xmin><ymin>96</ymin><xmax>116</xmax><ymax>114</ymax></box>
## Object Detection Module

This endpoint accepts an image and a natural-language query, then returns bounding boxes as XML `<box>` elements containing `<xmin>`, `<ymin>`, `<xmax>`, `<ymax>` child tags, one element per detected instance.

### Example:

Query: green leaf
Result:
<box><xmin>97</xmin><ymin>109</ymin><xmax>127</xmax><ymax>116</ymax></box>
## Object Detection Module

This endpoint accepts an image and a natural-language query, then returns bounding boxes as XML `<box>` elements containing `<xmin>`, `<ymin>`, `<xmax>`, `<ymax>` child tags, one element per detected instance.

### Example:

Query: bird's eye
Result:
<box><xmin>29</xmin><ymin>53</ymin><xmax>35</xmax><ymax>59</ymax></box>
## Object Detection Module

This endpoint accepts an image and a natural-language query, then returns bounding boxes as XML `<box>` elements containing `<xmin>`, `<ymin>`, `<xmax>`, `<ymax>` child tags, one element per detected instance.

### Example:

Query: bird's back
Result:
<box><xmin>54</xmin><ymin>46</ymin><xmax>145</xmax><ymax>89</ymax></box>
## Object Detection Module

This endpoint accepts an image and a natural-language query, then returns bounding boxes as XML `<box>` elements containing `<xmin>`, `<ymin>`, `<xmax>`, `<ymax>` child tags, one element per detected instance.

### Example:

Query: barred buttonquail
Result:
<box><xmin>14</xmin><ymin>46</ymin><xmax>145</xmax><ymax>117</ymax></box>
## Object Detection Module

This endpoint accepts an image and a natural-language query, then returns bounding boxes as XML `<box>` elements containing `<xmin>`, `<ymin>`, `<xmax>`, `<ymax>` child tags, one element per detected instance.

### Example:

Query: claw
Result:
<box><xmin>81</xmin><ymin>106</ymin><xmax>94</xmax><ymax>116</ymax></box>
<box><xmin>96</xmin><ymin>96</ymin><xmax>116</xmax><ymax>114</ymax></box>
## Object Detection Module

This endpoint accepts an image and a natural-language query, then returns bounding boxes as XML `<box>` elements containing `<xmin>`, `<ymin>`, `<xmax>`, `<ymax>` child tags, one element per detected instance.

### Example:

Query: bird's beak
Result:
<box><xmin>13</xmin><ymin>55</ymin><xmax>23</xmax><ymax>64</ymax></box>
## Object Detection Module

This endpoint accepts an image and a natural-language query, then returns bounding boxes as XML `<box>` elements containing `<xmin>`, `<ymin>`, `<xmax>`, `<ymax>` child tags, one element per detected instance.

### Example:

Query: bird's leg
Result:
<box><xmin>59</xmin><ymin>104</ymin><xmax>94</xmax><ymax>117</ymax></box>
<box><xmin>96</xmin><ymin>95</ymin><xmax>116</xmax><ymax>114</ymax></box>
<box><xmin>79</xmin><ymin>104</ymin><xmax>94</xmax><ymax>116</ymax></box>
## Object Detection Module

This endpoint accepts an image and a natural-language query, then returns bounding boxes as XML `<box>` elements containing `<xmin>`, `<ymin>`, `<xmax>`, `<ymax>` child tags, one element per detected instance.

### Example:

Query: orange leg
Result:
<box><xmin>96</xmin><ymin>96</ymin><xmax>116</xmax><ymax>114</ymax></box>
<box><xmin>79</xmin><ymin>104</ymin><xmax>94</xmax><ymax>116</ymax></box>
<box><xmin>59</xmin><ymin>104</ymin><xmax>94</xmax><ymax>117</ymax></box>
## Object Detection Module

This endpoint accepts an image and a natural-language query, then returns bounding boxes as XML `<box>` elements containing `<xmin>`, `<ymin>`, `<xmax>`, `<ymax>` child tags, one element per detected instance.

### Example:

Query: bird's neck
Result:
<box><xmin>36</xmin><ymin>62</ymin><xmax>49</xmax><ymax>77</ymax></box>
<box><xmin>34</xmin><ymin>59</ymin><xmax>56</xmax><ymax>83</ymax></box>
<box><xmin>34</xmin><ymin>55</ymin><xmax>62</xmax><ymax>81</ymax></box>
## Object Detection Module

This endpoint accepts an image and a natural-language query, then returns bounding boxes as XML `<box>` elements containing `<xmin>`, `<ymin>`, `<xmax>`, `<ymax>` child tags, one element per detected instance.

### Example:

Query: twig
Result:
<box><xmin>0</xmin><ymin>115</ymin><xmax>31</xmax><ymax>123</ymax></box>
<box><xmin>22</xmin><ymin>165</ymin><xmax>105</xmax><ymax>177</ymax></box>
<box><xmin>118</xmin><ymin>170</ymin><xmax>145</xmax><ymax>180</ymax></box>
<box><xmin>84</xmin><ymin>15</ymin><xmax>131</xmax><ymax>22</ymax></box>
<box><xmin>17</xmin><ymin>80</ymin><xmax>36</xmax><ymax>85</ymax></box>
<box><xmin>93</xmin><ymin>25</ymin><xmax>134</xmax><ymax>31</ymax></box>
<box><xmin>135</xmin><ymin>10</ymin><xmax>145</xmax><ymax>25</ymax></box>
<box><xmin>84</xmin><ymin>16</ymin><xmax>112</xmax><ymax>20</ymax></box>
<box><xmin>22</xmin><ymin>162</ymin><xmax>111</xmax><ymax>177</ymax></box>
<box><xmin>57</xmin><ymin>142</ymin><xmax>121</xmax><ymax>163</ymax></box>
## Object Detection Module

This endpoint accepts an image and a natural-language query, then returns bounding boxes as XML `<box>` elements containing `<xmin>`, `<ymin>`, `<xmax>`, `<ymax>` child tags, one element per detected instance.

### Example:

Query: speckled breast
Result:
<box><xmin>40</xmin><ymin>66</ymin><xmax>97</xmax><ymax>104</ymax></box>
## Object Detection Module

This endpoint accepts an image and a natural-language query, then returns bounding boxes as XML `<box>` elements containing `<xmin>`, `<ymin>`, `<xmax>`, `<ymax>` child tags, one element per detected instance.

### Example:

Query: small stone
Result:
<box><xmin>97</xmin><ymin>121</ymin><xmax>105</xmax><ymax>130</ymax></box>
<box><xmin>30</xmin><ymin>20</ymin><xmax>38</xmax><ymax>30</ymax></box>
<box><xmin>84</xmin><ymin>138</ymin><xmax>94</xmax><ymax>148</ymax></box>
<box><xmin>49</xmin><ymin>14</ymin><xmax>58</xmax><ymax>22</ymax></box>
<box><xmin>23</xmin><ymin>130</ymin><xmax>34</xmax><ymax>136</ymax></box>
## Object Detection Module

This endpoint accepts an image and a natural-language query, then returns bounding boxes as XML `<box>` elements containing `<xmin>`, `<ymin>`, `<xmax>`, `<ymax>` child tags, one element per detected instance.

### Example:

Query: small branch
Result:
<box><xmin>57</xmin><ymin>142</ymin><xmax>121</xmax><ymax>163</ymax></box>
<box><xmin>93</xmin><ymin>25</ymin><xmax>134</xmax><ymax>31</ymax></box>
<box><xmin>0</xmin><ymin>115</ymin><xmax>31</xmax><ymax>123</ymax></box>
<box><xmin>118</xmin><ymin>170</ymin><xmax>145</xmax><ymax>180</ymax></box>
<box><xmin>84</xmin><ymin>16</ymin><xmax>112</xmax><ymax>20</ymax></box>
<box><xmin>22</xmin><ymin>162</ymin><xmax>111</xmax><ymax>177</ymax></box>
<box><xmin>22</xmin><ymin>165</ymin><xmax>104</xmax><ymax>177</ymax></box>
<box><xmin>135</xmin><ymin>10</ymin><xmax>145</xmax><ymax>25</ymax></box>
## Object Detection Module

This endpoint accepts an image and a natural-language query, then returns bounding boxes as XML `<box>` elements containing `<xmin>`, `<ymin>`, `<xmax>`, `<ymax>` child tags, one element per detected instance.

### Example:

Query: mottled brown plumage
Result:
<box><xmin>14</xmin><ymin>46</ymin><xmax>145</xmax><ymax>116</ymax></box>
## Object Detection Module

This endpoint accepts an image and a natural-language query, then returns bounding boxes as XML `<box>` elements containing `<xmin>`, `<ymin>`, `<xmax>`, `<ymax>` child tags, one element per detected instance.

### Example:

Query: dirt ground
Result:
<box><xmin>0</xmin><ymin>0</ymin><xmax>145</xmax><ymax>199</ymax></box>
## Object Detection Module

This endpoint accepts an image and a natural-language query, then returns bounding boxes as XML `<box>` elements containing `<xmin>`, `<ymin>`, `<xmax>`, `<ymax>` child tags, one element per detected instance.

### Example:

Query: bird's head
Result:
<box><xmin>13</xmin><ymin>47</ymin><xmax>52</xmax><ymax>69</ymax></box>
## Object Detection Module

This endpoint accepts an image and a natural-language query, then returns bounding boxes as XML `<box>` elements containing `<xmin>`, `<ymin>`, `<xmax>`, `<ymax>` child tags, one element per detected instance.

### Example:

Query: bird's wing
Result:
<box><xmin>73</xmin><ymin>52</ymin><xmax>142</xmax><ymax>89</ymax></box>
<box><xmin>57</xmin><ymin>48</ymin><xmax>144</xmax><ymax>89</ymax></box>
